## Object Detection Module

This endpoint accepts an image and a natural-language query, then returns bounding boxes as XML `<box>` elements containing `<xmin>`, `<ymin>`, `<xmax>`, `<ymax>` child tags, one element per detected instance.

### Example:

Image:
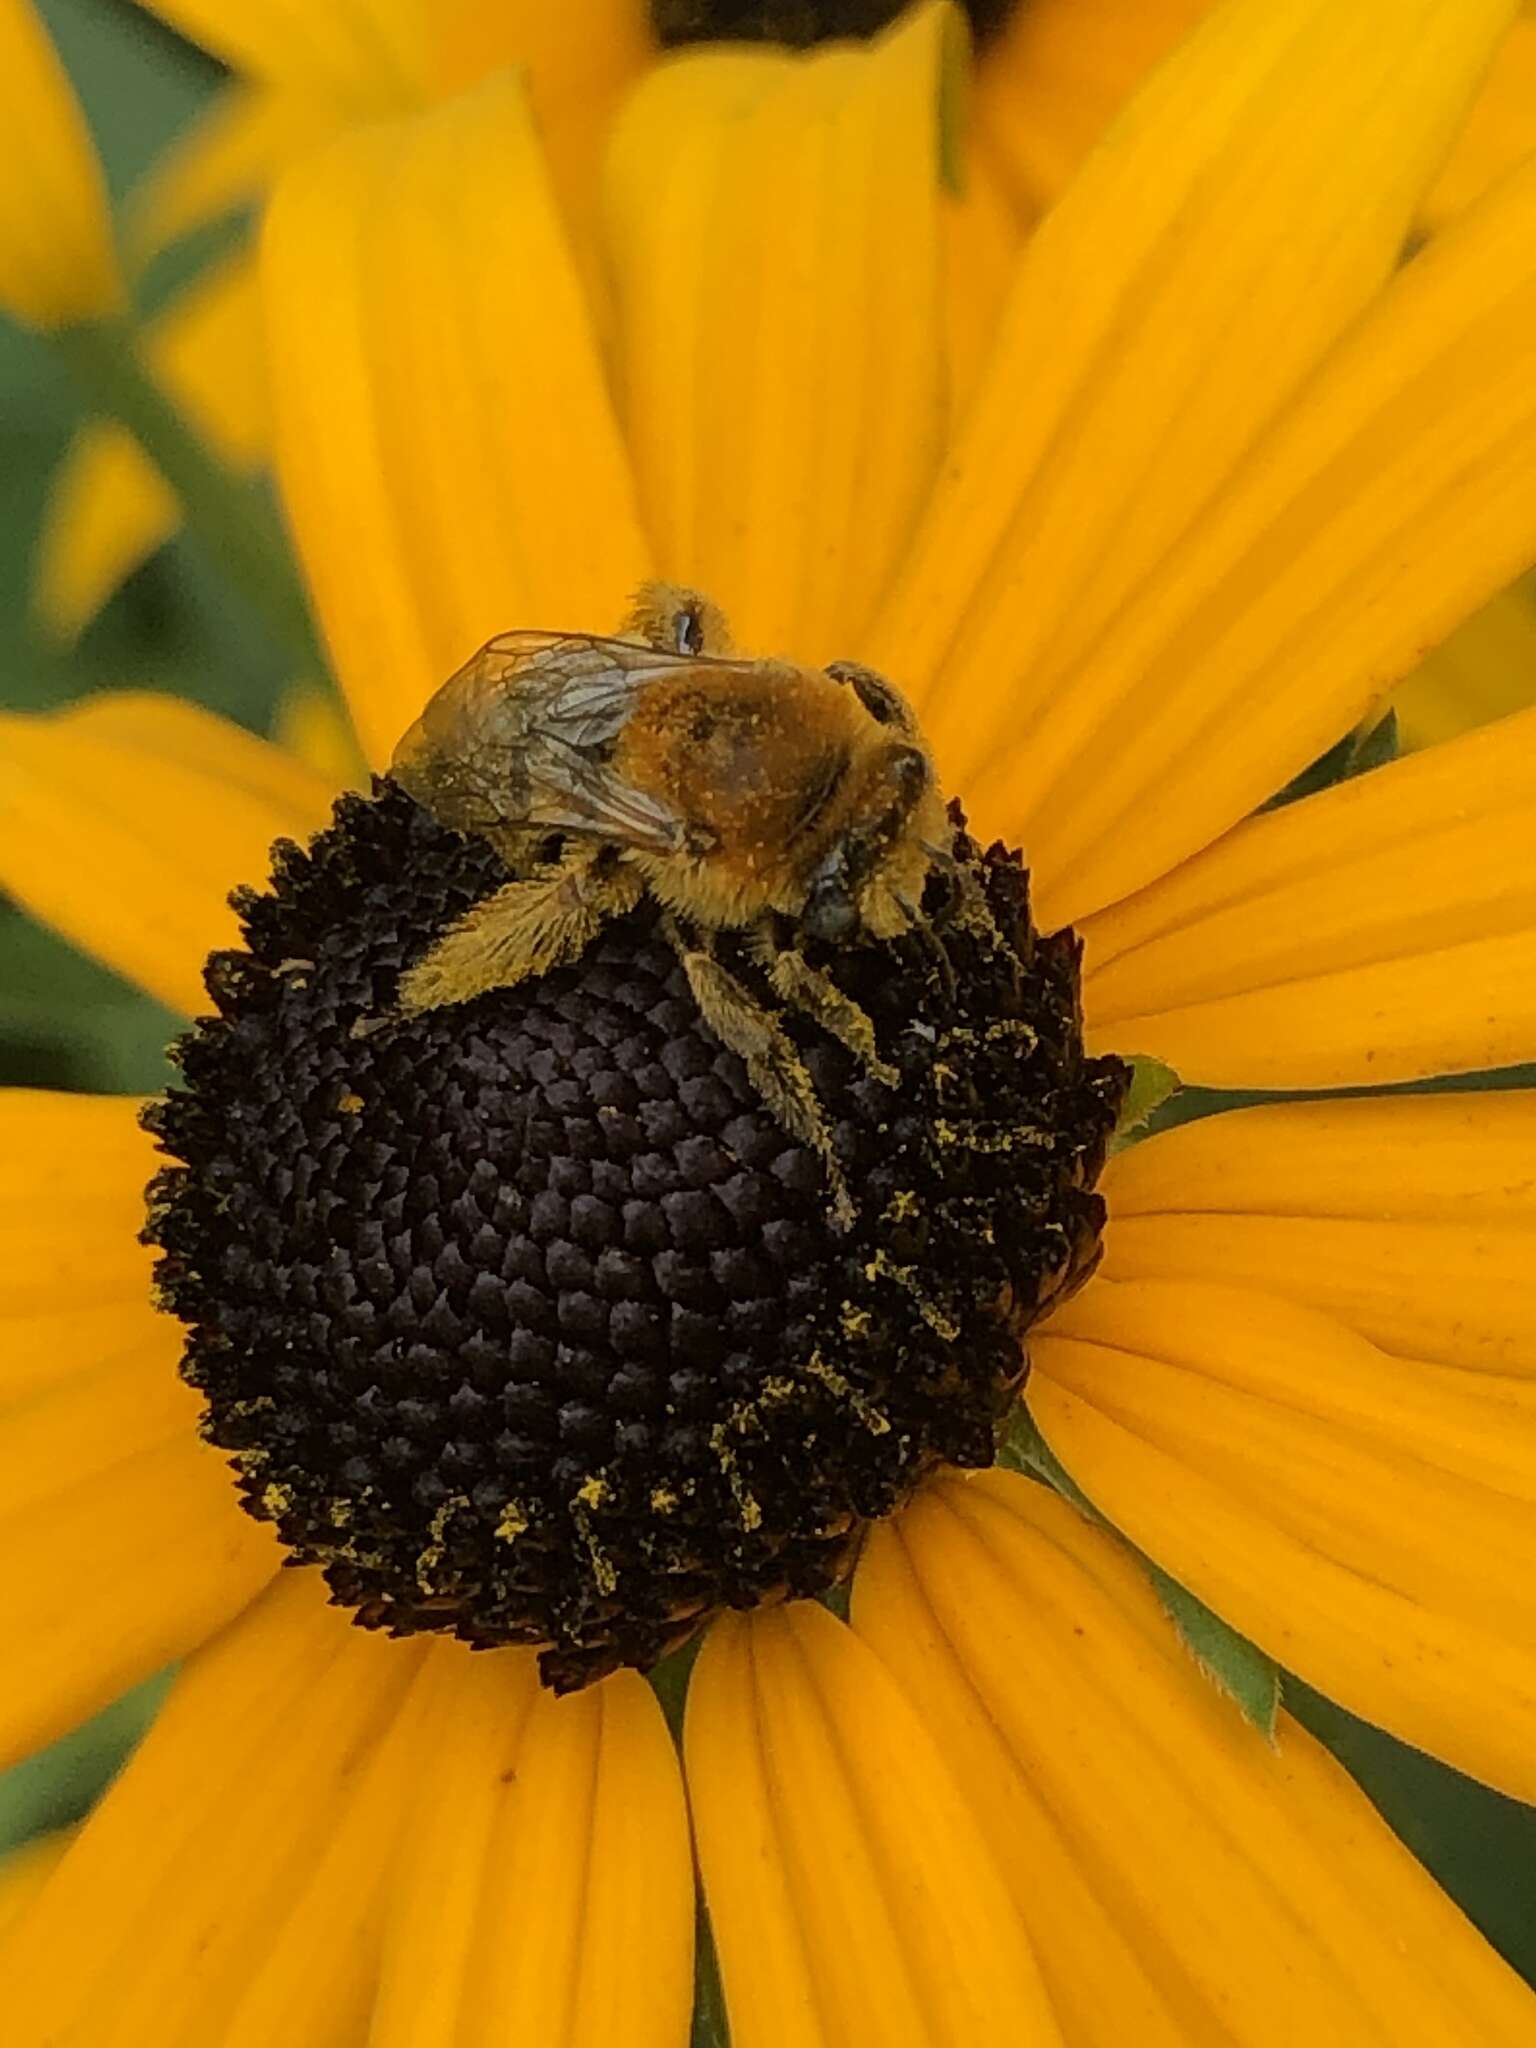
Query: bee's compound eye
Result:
<box><xmin>674</xmin><ymin>603</ymin><xmax>707</xmax><ymax>655</ymax></box>
<box><xmin>888</xmin><ymin>746</ymin><xmax>930</xmax><ymax>800</ymax></box>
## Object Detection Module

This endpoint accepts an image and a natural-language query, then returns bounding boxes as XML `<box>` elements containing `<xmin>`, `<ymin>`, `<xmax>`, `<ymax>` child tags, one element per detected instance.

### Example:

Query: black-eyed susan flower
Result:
<box><xmin>5</xmin><ymin>0</ymin><xmax>1536</xmax><ymax>2041</ymax></box>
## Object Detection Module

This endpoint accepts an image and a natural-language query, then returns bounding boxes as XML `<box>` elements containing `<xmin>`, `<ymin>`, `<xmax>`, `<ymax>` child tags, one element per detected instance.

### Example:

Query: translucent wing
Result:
<box><xmin>390</xmin><ymin>631</ymin><xmax>741</xmax><ymax>854</ymax></box>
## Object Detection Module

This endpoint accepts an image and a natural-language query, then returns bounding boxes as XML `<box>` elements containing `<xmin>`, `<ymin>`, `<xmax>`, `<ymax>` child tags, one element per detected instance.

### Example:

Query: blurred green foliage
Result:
<box><xmin>1</xmin><ymin>0</ymin><xmax>1533</xmax><ymax>2001</ymax></box>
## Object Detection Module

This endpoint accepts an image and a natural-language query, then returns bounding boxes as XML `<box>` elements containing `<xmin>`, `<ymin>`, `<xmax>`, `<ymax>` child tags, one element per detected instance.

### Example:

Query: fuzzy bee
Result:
<box><xmin>389</xmin><ymin>582</ymin><xmax>959</xmax><ymax>1220</ymax></box>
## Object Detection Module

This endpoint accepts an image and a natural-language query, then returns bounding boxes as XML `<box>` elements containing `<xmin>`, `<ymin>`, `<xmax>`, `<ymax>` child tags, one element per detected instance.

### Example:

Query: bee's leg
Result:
<box><xmin>398</xmin><ymin>853</ymin><xmax>641</xmax><ymax>1015</ymax></box>
<box><xmin>663</xmin><ymin>918</ymin><xmax>855</xmax><ymax>1231</ymax></box>
<box><xmin>893</xmin><ymin>892</ymin><xmax>959</xmax><ymax>1009</ymax></box>
<box><xmin>746</xmin><ymin>923</ymin><xmax>900</xmax><ymax>1088</ymax></box>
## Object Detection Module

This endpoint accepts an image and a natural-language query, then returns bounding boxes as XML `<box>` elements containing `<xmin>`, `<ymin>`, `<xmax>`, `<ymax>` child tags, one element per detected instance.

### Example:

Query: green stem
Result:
<box><xmin>53</xmin><ymin>318</ymin><xmax>324</xmax><ymax>677</ymax></box>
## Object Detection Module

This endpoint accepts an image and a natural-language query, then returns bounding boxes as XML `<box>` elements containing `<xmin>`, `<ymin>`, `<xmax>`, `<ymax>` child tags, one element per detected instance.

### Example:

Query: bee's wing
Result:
<box><xmin>391</xmin><ymin>631</ymin><xmax>713</xmax><ymax>853</ymax></box>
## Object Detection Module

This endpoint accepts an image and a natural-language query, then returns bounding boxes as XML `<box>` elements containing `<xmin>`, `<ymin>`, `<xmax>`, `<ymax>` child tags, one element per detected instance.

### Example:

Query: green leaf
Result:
<box><xmin>999</xmin><ymin>1405</ymin><xmax>1280</xmax><ymax>1738</ymax></box>
<box><xmin>0</xmin><ymin>1671</ymin><xmax>171</xmax><ymax>1855</ymax></box>
<box><xmin>646</xmin><ymin>1632</ymin><xmax>704</xmax><ymax>1747</ymax></box>
<box><xmin>1261</xmin><ymin>707</ymin><xmax>1399</xmax><ymax>811</ymax></box>
<box><xmin>1107</xmin><ymin>1054</ymin><xmax>1181</xmax><ymax>1155</ymax></box>
<box><xmin>1144</xmin><ymin>1565</ymin><xmax>1280</xmax><ymax>1741</ymax></box>
<box><xmin>691</xmin><ymin>1905</ymin><xmax>732</xmax><ymax>2048</ymax></box>
<box><xmin>997</xmin><ymin>1403</ymin><xmax>1098</xmax><ymax>1517</ymax></box>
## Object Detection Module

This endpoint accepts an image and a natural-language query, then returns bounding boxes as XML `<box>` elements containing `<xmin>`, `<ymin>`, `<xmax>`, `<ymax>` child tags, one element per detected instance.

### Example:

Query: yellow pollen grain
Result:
<box><xmin>261</xmin><ymin>1480</ymin><xmax>294</xmax><ymax>1517</ymax></box>
<box><xmin>801</xmin><ymin>1350</ymin><xmax>891</xmax><ymax>1436</ymax></box>
<box><xmin>649</xmin><ymin>1485</ymin><xmax>679</xmax><ymax>1515</ymax></box>
<box><xmin>708</xmin><ymin>1414</ymin><xmax>765</xmax><ymax>1532</ymax></box>
<box><xmin>883</xmin><ymin>1189</ymin><xmax>920</xmax><ymax>1222</ymax></box>
<box><xmin>337</xmin><ymin>1088</ymin><xmax>365</xmax><ymax>1114</ymax></box>
<box><xmin>865</xmin><ymin>1248</ymin><xmax>961</xmax><ymax>1343</ymax></box>
<box><xmin>416</xmin><ymin>1496</ymin><xmax>465</xmax><ymax>1595</ymax></box>
<box><xmin>495</xmin><ymin>1500</ymin><xmax>530</xmax><ymax>1544</ymax></box>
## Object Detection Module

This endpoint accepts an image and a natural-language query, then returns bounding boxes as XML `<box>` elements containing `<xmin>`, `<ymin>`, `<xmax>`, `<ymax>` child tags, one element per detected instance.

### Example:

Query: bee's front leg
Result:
<box><xmin>398</xmin><ymin>850</ymin><xmax>641</xmax><ymax>1015</ymax></box>
<box><xmin>662</xmin><ymin>917</ymin><xmax>855</xmax><ymax>1231</ymax></box>
<box><xmin>747</xmin><ymin>922</ymin><xmax>899</xmax><ymax>1089</ymax></box>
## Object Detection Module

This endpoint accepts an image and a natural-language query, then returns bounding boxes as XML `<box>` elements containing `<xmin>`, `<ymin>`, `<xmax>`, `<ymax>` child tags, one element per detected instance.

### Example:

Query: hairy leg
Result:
<box><xmin>398</xmin><ymin>854</ymin><xmax>641</xmax><ymax>1014</ymax></box>
<box><xmin>747</xmin><ymin>924</ymin><xmax>900</xmax><ymax>1088</ymax></box>
<box><xmin>664</xmin><ymin>919</ymin><xmax>855</xmax><ymax>1230</ymax></box>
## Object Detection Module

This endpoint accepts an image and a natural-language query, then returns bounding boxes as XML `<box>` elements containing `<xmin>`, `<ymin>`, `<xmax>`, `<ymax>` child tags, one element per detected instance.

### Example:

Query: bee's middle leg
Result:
<box><xmin>664</xmin><ymin>919</ymin><xmax>855</xmax><ymax>1230</ymax></box>
<box><xmin>747</xmin><ymin>924</ymin><xmax>899</xmax><ymax>1088</ymax></box>
<box><xmin>398</xmin><ymin>852</ymin><xmax>641</xmax><ymax>1015</ymax></box>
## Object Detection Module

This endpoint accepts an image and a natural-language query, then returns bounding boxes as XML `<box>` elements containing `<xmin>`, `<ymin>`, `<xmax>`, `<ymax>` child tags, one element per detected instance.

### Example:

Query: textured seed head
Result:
<box><xmin>143</xmin><ymin>782</ymin><xmax>1123</xmax><ymax>1690</ymax></box>
<box><xmin>650</xmin><ymin>1</ymin><xmax>1019</xmax><ymax>49</ymax></box>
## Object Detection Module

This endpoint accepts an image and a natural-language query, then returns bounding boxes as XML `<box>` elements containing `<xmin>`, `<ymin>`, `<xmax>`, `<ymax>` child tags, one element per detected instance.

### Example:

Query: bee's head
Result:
<box><xmin>800</xmin><ymin>741</ymin><xmax>934</xmax><ymax>945</ymax></box>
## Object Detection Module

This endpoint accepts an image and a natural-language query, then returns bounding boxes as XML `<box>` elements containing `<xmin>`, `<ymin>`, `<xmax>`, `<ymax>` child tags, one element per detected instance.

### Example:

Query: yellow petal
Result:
<box><xmin>1101</xmin><ymin>1093</ymin><xmax>1536</xmax><ymax>1375</ymax></box>
<box><xmin>0</xmin><ymin>1832</ymin><xmax>72</xmax><ymax>1945</ymax></box>
<box><xmin>0</xmin><ymin>692</ymin><xmax>334</xmax><ymax>1016</ymax></box>
<box><xmin>1394</xmin><ymin>580</ymin><xmax>1536</xmax><ymax>749</ymax></box>
<box><xmin>1004</xmin><ymin>139</ymin><xmax>1536</xmax><ymax>929</ymax></box>
<box><xmin>133</xmin><ymin>0</ymin><xmax>424</xmax><ymax>105</ymax></box>
<box><xmin>870</xmin><ymin>0</ymin><xmax>1520</xmax><ymax>910</ymax></box>
<box><xmin>972</xmin><ymin>0</ymin><xmax>1202</xmax><ymax>217</ymax></box>
<box><xmin>0</xmin><ymin>1416</ymin><xmax>278</xmax><ymax>1771</ymax></box>
<box><xmin>1080</xmin><ymin>703</ymin><xmax>1536</xmax><ymax>1087</ymax></box>
<box><xmin>1033</xmin><ymin>1275</ymin><xmax>1536</xmax><ymax>1802</ymax></box>
<box><xmin>127</xmin><ymin>84</ymin><xmax>345</xmax><ymax>267</ymax></box>
<box><xmin>1424</xmin><ymin>16</ymin><xmax>1536</xmax><ymax>230</ymax></box>
<box><xmin>373</xmin><ymin>1651</ymin><xmax>691</xmax><ymax>2048</ymax></box>
<box><xmin>35</xmin><ymin>252</ymin><xmax>270</xmax><ymax>641</ymax></box>
<box><xmin>0</xmin><ymin>1095</ymin><xmax>275</xmax><ymax>1766</ymax></box>
<box><xmin>263</xmin><ymin>71</ymin><xmax>649</xmax><ymax>770</ymax></box>
<box><xmin>431</xmin><ymin>0</ymin><xmax>653</xmax><ymax>237</ymax></box>
<box><xmin>271</xmin><ymin>679</ymin><xmax>368</xmax><ymax>789</ymax></box>
<box><xmin>941</xmin><ymin>142</ymin><xmax>1021</xmax><ymax>418</ymax></box>
<box><xmin>0</xmin><ymin>1090</ymin><xmax>159</xmax><ymax>1402</ymax></box>
<box><xmin>0</xmin><ymin>1573</ymin><xmax>426</xmax><ymax>2047</ymax></box>
<box><xmin>687</xmin><ymin>1600</ymin><xmax>1061</xmax><ymax>2048</ymax></box>
<box><xmin>606</xmin><ymin>2</ymin><xmax>959</xmax><ymax>663</ymax></box>
<box><xmin>977</xmin><ymin>0</ymin><xmax>1536</xmax><ymax>237</ymax></box>
<box><xmin>856</xmin><ymin>1472</ymin><xmax>1536</xmax><ymax>2046</ymax></box>
<box><xmin>0</xmin><ymin>0</ymin><xmax>122</xmax><ymax>327</ymax></box>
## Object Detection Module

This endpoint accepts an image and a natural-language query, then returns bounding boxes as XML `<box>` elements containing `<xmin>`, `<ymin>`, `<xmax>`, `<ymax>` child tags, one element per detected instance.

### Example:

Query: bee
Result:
<box><xmin>389</xmin><ymin>582</ymin><xmax>961</xmax><ymax>1223</ymax></box>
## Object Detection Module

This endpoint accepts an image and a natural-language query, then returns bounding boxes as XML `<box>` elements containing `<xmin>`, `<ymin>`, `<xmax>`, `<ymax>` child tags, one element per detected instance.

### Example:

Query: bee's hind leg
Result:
<box><xmin>747</xmin><ymin>923</ymin><xmax>899</xmax><ymax>1089</ymax></box>
<box><xmin>664</xmin><ymin>918</ymin><xmax>856</xmax><ymax>1231</ymax></box>
<box><xmin>398</xmin><ymin>851</ymin><xmax>641</xmax><ymax>1015</ymax></box>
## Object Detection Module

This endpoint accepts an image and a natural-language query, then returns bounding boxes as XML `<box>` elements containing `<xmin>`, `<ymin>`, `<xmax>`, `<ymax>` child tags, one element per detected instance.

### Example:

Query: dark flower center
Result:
<box><xmin>651</xmin><ymin>0</ymin><xmax>1020</xmax><ymax>49</ymax></box>
<box><xmin>143</xmin><ymin>783</ymin><xmax>1122</xmax><ymax>1691</ymax></box>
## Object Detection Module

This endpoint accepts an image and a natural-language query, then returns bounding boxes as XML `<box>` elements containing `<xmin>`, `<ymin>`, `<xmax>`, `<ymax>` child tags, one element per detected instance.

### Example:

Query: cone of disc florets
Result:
<box><xmin>143</xmin><ymin>782</ymin><xmax>1124</xmax><ymax>1690</ymax></box>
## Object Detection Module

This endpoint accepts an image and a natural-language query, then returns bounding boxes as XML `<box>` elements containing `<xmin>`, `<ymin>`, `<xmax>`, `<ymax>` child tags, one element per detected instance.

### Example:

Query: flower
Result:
<box><xmin>4</xmin><ymin>0</ymin><xmax>1536</xmax><ymax>2039</ymax></box>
